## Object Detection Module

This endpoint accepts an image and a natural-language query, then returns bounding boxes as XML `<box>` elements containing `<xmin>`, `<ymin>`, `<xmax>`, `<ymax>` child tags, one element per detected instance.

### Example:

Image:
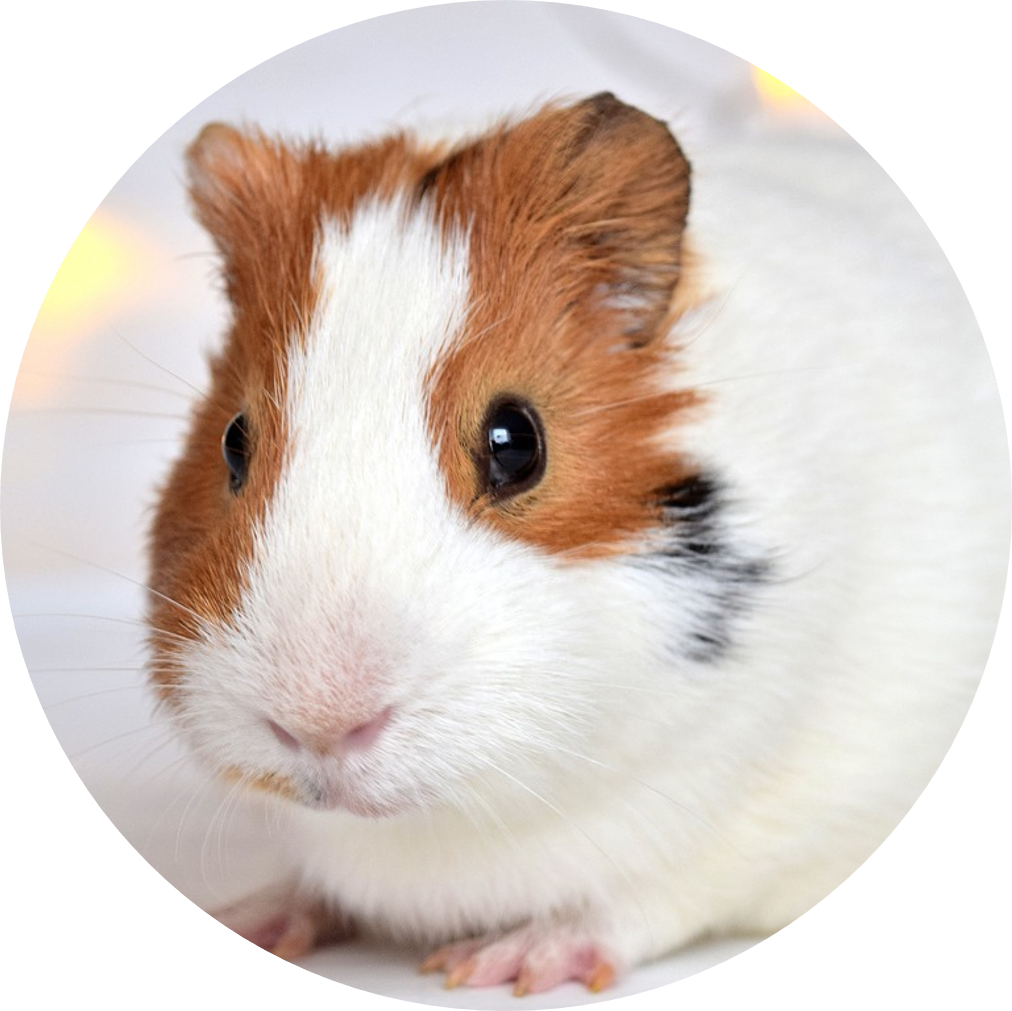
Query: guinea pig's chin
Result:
<box><xmin>294</xmin><ymin>774</ymin><xmax>424</xmax><ymax>819</ymax></box>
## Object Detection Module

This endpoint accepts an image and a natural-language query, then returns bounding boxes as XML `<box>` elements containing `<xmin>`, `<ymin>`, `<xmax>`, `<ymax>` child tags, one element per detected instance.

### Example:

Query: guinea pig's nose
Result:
<box><xmin>341</xmin><ymin>706</ymin><xmax>394</xmax><ymax>752</ymax></box>
<box><xmin>266</xmin><ymin>708</ymin><xmax>393</xmax><ymax>756</ymax></box>
<box><xmin>267</xmin><ymin>719</ymin><xmax>303</xmax><ymax>752</ymax></box>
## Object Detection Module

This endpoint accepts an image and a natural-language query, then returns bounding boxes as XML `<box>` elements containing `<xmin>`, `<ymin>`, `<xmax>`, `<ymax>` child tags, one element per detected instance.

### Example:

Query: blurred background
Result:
<box><xmin>0</xmin><ymin>2</ymin><xmax>944</xmax><ymax>1006</ymax></box>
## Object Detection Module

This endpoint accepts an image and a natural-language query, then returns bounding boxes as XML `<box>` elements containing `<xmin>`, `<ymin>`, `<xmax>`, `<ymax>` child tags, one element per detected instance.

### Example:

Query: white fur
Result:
<box><xmin>171</xmin><ymin>132</ymin><xmax>1009</xmax><ymax>970</ymax></box>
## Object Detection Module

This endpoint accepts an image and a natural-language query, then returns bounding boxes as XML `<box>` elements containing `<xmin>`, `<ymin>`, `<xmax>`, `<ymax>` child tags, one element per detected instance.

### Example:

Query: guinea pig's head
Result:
<box><xmin>147</xmin><ymin>94</ymin><xmax>707</xmax><ymax>818</ymax></box>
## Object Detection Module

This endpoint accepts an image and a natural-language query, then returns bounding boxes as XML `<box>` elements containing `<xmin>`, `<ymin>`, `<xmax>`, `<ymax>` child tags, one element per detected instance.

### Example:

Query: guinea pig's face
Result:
<box><xmin>148</xmin><ymin>96</ymin><xmax>704</xmax><ymax>817</ymax></box>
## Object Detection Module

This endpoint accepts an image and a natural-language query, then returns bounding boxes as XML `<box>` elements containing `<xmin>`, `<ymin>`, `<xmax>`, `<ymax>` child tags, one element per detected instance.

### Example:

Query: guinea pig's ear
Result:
<box><xmin>186</xmin><ymin>122</ymin><xmax>245</xmax><ymax>238</ymax></box>
<box><xmin>431</xmin><ymin>94</ymin><xmax>692</xmax><ymax>346</ymax></box>
<box><xmin>187</xmin><ymin>122</ymin><xmax>245</xmax><ymax>191</ymax></box>
<box><xmin>544</xmin><ymin>93</ymin><xmax>691</xmax><ymax>342</ymax></box>
<box><xmin>185</xmin><ymin>123</ymin><xmax>281</xmax><ymax>259</ymax></box>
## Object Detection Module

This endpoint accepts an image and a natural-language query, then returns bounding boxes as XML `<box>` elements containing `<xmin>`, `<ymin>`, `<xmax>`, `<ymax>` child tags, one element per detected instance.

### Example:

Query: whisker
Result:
<box><xmin>11</xmin><ymin>407</ymin><xmax>188</xmax><ymax>420</ymax></box>
<box><xmin>66</xmin><ymin>722</ymin><xmax>168</xmax><ymax>764</ymax></box>
<box><xmin>30</xmin><ymin>665</ymin><xmax>145</xmax><ymax>674</ymax></box>
<box><xmin>13</xmin><ymin>540</ymin><xmax>207</xmax><ymax>626</ymax></box>
<box><xmin>13</xmin><ymin>612</ymin><xmax>193</xmax><ymax>646</ymax></box>
<box><xmin>111</xmin><ymin>328</ymin><xmax>207</xmax><ymax>398</ymax></box>
<box><xmin>14</xmin><ymin>368</ymin><xmax>199</xmax><ymax>402</ymax></box>
<box><xmin>552</xmin><ymin>744</ymin><xmax>742</xmax><ymax>856</ymax></box>
<box><xmin>693</xmin><ymin>363</ymin><xmax>846</xmax><ymax>390</ymax></box>
<box><xmin>476</xmin><ymin>756</ymin><xmax>651</xmax><ymax>939</ymax></box>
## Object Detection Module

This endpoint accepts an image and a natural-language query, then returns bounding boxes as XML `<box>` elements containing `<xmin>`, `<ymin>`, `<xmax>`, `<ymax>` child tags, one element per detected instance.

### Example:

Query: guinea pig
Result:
<box><xmin>147</xmin><ymin>92</ymin><xmax>1009</xmax><ymax>995</ymax></box>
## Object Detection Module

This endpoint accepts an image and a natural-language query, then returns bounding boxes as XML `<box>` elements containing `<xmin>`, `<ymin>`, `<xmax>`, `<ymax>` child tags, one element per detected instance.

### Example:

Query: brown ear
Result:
<box><xmin>183</xmin><ymin>122</ymin><xmax>332</xmax><ymax>321</ymax></box>
<box><xmin>539</xmin><ymin>92</ymin><xmax>691</xmax><ymax>341</ymax></box>
<box><xmin>429</xmin><ymin>92</ymin><xmax>691</xmax><ymax>344</ymax></box>
<box><xmin>185</xmin><ymin>123</ymin><xmax>288</xmax><ymax>260</ymax></box>
<box><xmin>186</xmin><ymin>122</ymin><xmax>247</xmax><ymax>199</ymax></box>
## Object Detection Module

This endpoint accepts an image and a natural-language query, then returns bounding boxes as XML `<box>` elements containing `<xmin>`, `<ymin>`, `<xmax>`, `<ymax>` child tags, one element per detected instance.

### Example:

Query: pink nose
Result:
<box><xmin>267</xmin><ymin>706</ymin><xmax>393</xmax><ymax>756</ymax></box>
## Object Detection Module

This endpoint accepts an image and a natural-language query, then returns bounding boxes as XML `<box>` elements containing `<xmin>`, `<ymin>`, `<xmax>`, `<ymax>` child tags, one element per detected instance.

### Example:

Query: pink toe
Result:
<box><xmin>423</xmin><ymin>928</ymin><xmax>618</xmax><ymax>995</ymax></box>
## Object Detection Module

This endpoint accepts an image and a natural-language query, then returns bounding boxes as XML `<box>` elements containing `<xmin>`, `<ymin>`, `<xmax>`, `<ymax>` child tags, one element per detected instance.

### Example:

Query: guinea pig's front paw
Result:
<box><xmin>212</xmin><ymin>883</ymin><xmax>353</xmax><ymax>961</ymax></box>
<box><xmin>420</xmin><ymin>925</ymin><xmax>617</xmax><ymax>996</ymax></box>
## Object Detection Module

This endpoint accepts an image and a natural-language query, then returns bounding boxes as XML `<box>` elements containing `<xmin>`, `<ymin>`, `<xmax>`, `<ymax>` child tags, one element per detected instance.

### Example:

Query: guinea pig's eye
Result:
<box><xmin>485</xmin><ymin>399</ymin><xmax>545</xmax><ymax>496</ymax></box>
<box><xmin>222</xmin><ymin>412</ymin><xmax>250</xmax><ymax>493</ymax></box>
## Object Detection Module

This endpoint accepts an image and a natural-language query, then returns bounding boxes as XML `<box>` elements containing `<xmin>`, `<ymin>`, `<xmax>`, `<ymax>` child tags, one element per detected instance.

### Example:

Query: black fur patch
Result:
<box><xmin>640</xmin><ymin>473</ymin><xmax>769</xmax><ymax>662</ymax></box>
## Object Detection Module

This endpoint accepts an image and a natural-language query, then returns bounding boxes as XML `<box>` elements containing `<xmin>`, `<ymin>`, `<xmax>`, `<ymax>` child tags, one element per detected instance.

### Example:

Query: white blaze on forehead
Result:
<box><xmin>239</xmin><ymin>197</ymin><xmax>474</xmax><ymax>635</ymax></box>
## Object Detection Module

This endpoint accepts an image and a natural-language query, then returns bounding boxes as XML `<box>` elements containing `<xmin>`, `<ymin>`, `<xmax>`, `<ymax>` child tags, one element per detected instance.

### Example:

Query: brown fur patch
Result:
<box><xmin>148</xmin><ymin>127</ymin><xmax>441</xmax><ymax>688</ymax></box>
<box><xmin>422</xmin><ymin>94</ymin><xmax>701</xmax><ymax>558</ymax></box>
<box><xmin>223</xmin><ymin>766</ymin><xmax>301</xmax><ymax>803</ymax></box>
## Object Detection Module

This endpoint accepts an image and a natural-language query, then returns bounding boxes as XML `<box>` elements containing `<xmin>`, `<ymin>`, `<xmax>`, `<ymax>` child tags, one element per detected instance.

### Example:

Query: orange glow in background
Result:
<box><xmin>18</xmin><ymin>212</ymin><xmax>162</xmax><ymax>406</ymax></box>
<box><xmin>752</xmin><ymin>66</ymin><xmax>814</xmax><ymax>111</ymax></box>
<box><xmin>32</xmin><ymin>212</ymin><xmax>149</xmax><ymax>337</ymax></box>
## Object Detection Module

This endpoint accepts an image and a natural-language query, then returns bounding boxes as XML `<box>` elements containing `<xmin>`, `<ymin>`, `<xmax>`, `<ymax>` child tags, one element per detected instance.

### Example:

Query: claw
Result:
<box><xmin>444</xmin><ymin>958</ymin><xmax>477</xmax><ymax>989</ymax></box>
<box><xmin>586</xmin><ymin>961</ymin><xmax>616</xmax><ymax>993</ymax></box>
<box><xmin>213</xmin><ymin>884</ymin><xmax>352</xmax><ymax>962</ymax></box>
<box><xmin>421</xmin><ymin>927</ymin><xmax>617</xmax><ymax>995</ymax></box>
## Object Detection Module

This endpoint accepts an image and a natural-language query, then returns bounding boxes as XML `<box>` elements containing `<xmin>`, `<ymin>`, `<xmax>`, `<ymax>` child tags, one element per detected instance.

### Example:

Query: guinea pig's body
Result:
<box><xmin>148</xmin><ymin>95</ymin><xmax>1008</xmax><ymax>993</ymax></box>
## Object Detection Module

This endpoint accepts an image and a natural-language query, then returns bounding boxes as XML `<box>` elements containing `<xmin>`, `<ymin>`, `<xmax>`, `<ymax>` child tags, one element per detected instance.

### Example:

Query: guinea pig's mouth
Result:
<box><xmin>226</xmin><ymin>763</ymin><xmax>423</xmax><ymax>819</ymax></box>
<box><xmin>301</xmin><ymin>782</ymin><xmax>410</xmax><ymax>819</ymax></box>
